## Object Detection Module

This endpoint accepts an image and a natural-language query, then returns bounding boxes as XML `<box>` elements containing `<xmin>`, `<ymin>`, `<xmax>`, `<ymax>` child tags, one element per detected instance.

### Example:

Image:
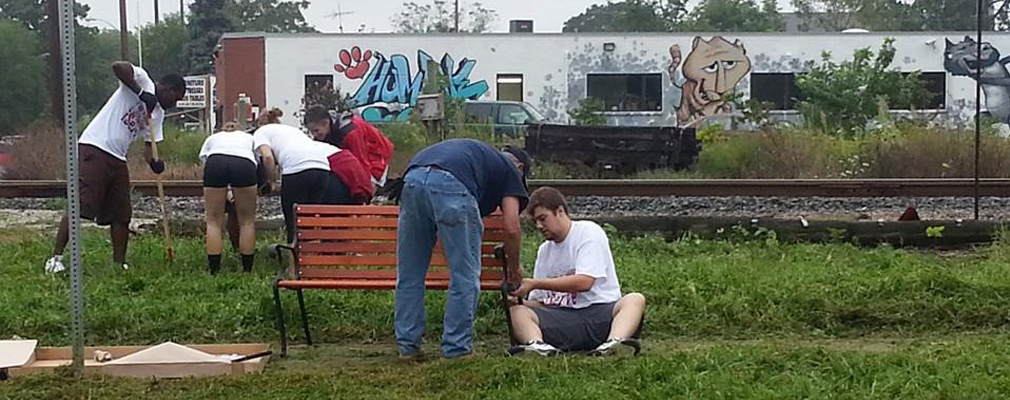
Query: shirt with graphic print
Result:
<box><xmin>527</xmin><ymin>220</ymin><xmax>622</xmax><ymax>309</ymax></box>
<box><xmin>79</xmin><ymin>65</ymin><xmax>164</xmax><ymax>161</ymax></box>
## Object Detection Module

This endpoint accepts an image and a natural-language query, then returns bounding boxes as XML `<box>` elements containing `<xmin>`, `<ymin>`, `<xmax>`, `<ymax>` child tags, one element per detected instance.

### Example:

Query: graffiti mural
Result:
<box><xmin>668</xmin><ymin>36</ymin><xmax>751</xmax><ymax>124</ymax></box>
<box><xmin>944</xmin><ymin>36</ymin><xmax>1010</xmax><ymax>124</ymax></box>
<box><xmin>334</xmin><ymin>46</ymin><xmax>489</xmax><ymax>122</ymax></box>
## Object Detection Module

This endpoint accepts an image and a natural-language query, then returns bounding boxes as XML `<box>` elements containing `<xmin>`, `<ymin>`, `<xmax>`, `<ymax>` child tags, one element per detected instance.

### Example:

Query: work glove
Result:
<box><xmin>149</xmin><ymin>159</ymin><xmax>165</xmax><ymax>174</ymax></box>
<box><xmin>138</xmin><ymin>91</ymin><xmax>158</xmax><ymax>114</ymax></box>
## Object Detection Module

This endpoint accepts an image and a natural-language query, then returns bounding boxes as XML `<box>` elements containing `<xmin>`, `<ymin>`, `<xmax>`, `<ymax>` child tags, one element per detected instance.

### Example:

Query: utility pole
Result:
<box><xmin>155</xmin><ymin>0</ymin><xmax>160</xmax><ymax>25</ymax></box>
<box><xmin>119</xmin><ymin>0</ymin><xmax>129</xmax><ymax>60</ymax></box>
<box><xmin>47</xmin><ymin>0</ymin><xmax>63</xmax><ymax>123</ymax></box>
<box><xmin>454</xmin><ymin>0</ymin><xmax>459</xmax><ymax>32</ymax></box>
<box><xmin>180</xmin><ymin>0</ymin><xmax>185</xmax><ymax>24</ymax></box>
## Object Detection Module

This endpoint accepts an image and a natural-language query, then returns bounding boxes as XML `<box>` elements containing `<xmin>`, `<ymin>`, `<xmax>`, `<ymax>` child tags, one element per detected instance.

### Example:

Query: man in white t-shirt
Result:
<box><xmin>509</xmin><ymin>186</ymin><xmax>646</xmax><ymax>356</ymax></box>
<box><xmin>44</xmin><ymin>62</ymin><xmax>186</xmax><ymax>273</ymax></box>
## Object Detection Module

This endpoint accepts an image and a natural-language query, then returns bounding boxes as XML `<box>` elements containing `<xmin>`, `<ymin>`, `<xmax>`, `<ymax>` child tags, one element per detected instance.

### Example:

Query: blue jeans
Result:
<box><xmin>395</xmin><ymin>166</ymin><xmax>484</xmax><ymax>357</ymax></box>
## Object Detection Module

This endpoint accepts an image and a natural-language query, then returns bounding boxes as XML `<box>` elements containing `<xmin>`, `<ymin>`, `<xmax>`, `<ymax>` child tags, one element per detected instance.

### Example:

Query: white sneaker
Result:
<box><xmin>120</xmin><ymin>263</ymin><xmax>129</xmax><ymax>270</ymax></box>
<box><xmin>588</xmin><ymin>337</ymin><xmax>641</xmax><ymax>356</ymax></box>
<box><xmin>44</xmin><ymin>255</ymin><xmax>66</xmax><ymax>274</ymax></box>
<box><xmin>514</xmin><ymin>340</ymin><xmax>561</xmax><ymax>356</ymax></box>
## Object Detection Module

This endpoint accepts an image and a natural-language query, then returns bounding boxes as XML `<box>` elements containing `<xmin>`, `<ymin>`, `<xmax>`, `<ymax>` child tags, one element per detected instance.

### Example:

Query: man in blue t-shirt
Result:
<box><xmin>396</xmin><ymin>138</ymin><xmax>531</xmax><ymax>359</ymax></box>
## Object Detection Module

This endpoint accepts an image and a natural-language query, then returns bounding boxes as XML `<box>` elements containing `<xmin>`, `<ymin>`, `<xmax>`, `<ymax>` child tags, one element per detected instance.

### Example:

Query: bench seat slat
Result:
<box><xmin>277</xmin><ymin>279</ymin><xmax>503</xmax><ymax>291</ymax></box>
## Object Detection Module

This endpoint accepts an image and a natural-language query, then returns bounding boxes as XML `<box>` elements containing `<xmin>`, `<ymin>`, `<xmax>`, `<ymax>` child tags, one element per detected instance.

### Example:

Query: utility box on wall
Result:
<box><xmin>416</xmin><ymin>94</ymin><xmax>445</xmax><ymax>121</ymax></box>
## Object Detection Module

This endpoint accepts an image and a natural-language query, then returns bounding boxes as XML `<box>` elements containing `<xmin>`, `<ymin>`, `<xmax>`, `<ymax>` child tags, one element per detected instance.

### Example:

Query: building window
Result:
<box><xmin>586</xmin><ymin>73</ymin><xmax>662</xmax><ymax>112</ymax></box>
<box><xmin>901</xmin><ymin>72</ymin><xmax>945</xmax><ymax>110</ymax></box>
<box><xmin>497</xmin><ymin>74</ymin><xmax>524</xmax><ymax>102</ymax></box>
<box><xmin>750</xmin><ymin>73</ymin><xmax>801</xmax><ymax>110</ymax></box>
<box><xmin>751</xmin><ymin>72</ymin><xmax>946</xmax><ymax>111</ymax></box>
<box><xmin>304</xmin><ymin>74</ymin><xmax>334</xmax><ymax>98</ymax></box>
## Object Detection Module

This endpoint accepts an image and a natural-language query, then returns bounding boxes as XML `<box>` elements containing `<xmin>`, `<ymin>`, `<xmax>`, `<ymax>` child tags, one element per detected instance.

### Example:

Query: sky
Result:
<box><xmin>79</xmin><ymin>0</ymin><xmax>633</xmax><ymax>33</ymax></box>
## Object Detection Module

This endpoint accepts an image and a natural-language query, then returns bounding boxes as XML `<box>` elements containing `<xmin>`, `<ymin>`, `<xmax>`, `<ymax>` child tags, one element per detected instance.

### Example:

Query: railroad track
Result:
<box><xmin>2</xmin><ymin>179</ymin><xmax>1010</xmax><ymax>198</ymax></box>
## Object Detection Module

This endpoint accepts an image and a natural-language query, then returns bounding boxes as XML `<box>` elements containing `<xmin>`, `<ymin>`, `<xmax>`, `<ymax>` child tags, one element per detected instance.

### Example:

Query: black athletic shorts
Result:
<box><xmin>280</xmin><ymin>168</ymin><xmax>354</xmax><ymax>243</ymax></box>
<box><xmin>203</xmin><ymin>154</ymin><xmax>257</xmax><ymax>188</ymax></box>
<box><xmin>532</xmin><ymin>301</ymin><xmax>642</xmax><ymax>352</ymax></box>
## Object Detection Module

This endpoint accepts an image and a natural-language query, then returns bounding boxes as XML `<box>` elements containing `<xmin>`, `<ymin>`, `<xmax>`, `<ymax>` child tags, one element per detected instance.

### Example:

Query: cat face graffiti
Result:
<box><xmin>683</xmin><ymin>36</ymin><xmax>751</xmax><ymax>103</ymax></box>
<box><xmin>944</xmin><ymin>36</ymin><xmax>1001</xmax><ymax>77</ymax></box>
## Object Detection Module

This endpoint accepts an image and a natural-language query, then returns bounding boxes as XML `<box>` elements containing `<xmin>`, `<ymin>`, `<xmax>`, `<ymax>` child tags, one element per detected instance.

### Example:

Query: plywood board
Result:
<box><xmin>9</xmin><ymin>343</ymin><xmax>270</xmax><ymax>378</ymax></box>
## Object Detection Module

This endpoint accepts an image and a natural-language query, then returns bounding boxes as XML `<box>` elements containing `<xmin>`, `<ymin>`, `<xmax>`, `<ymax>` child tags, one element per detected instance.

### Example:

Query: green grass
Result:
<box><xmin>3</xmin><ymin>230</ymin><xmax>1010</xmax><ymax>345</ymax></box>
<box><xmin>5</xmin><ymin>338</ymin><xmax>1010</xmax><ymax>399</ymax></box>
<box><xmin>5</xmin><ymin>230</ymin><xmax>1010</xmax><ymax>397</ymax></box>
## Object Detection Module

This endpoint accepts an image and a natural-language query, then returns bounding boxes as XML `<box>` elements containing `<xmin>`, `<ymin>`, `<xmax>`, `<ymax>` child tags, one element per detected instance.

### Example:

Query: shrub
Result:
<box><xmin>568</xmin><ymin>98</ymin><xmax>607</xmax><ymax>126</ymax></box>
<box><xmin>7</xmin><ymin>122</ymin><xmax>67</xmax><ymax>180</ymax></box>
<box><xmin>796</xmin><ymin>38</ymin><xmax>931</xmax><ymax>136</ymax></box>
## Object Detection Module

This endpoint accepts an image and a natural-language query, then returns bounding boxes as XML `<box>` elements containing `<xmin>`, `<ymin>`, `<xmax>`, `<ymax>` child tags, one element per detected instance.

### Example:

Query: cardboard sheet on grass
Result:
<box><xmin>2</xmin><ymin>340</ymin><xmax>270</xmax><ymax>378</ymax></box>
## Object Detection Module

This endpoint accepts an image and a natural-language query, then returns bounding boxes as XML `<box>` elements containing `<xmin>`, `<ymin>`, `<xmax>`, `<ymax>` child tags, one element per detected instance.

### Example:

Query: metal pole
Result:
<box><xmin>454</xmin><ymin>0</ymin><xmax>459</xmax><ymax>32</ymax></box>
<box><xmin>47</xmin><ymin>0</ymin><xmax>64</xmax><ymax>123</ymax></box>
<box><xmin>137</xmin><ymin>0</ymin><xmax>143</xmax><ymax>67</ymax></box>
<box><xmin>154</xmin><ymin>0</ymin><xmax>160</xmax><ymax>25</ymax></box>
<box><xmin>975</xmin><ymin>0</ymin><xmax>983</xmax><ymax>220</ymax></box>
<box><xmin>58</xmin><ymin>0</ymin><xmax>85</xmax><ymax>373</ymax></box>
<box><xmin>119</xmin><ymin>0</ymin><xmax>129</xmax><ymax>60</ymax></box>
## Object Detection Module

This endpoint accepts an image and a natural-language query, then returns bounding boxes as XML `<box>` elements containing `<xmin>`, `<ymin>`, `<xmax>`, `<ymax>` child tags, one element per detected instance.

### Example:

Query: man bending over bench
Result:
<box><xmin>509</xmin><ymin>187</ymin><xmax>646</xmax><ymax>356</ymax></box>
<box><xmin>396</xmin><ymin>139</ymin><xmax>532</xmax><ymax>359</ymax></box>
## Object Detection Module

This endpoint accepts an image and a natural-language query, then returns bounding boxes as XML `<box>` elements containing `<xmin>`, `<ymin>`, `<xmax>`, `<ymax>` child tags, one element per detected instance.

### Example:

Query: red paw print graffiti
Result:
<box><xmin>334</xmin><ymin>46</ymin><xmax>373</xmax><ymax>80</ymax></box>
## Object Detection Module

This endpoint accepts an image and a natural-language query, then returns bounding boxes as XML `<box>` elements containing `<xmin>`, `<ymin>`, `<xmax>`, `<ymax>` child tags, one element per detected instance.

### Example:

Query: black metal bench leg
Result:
<box><xmin>297</xmin><ymin>289</ymin><xmax>312</xmax><ymax>345</ymax></box>
<box><xmin>273</xmin><ymin>284</ymin><xmax>289</xmax><ymax>357</ymax></box>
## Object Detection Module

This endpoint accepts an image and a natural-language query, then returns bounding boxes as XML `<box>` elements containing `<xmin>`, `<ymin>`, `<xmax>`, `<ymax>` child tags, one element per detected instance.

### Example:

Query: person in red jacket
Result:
<box><xmin>304</xmin><ymin>106</ymin><xmax>394</xmax><ymax>187</ymax></box>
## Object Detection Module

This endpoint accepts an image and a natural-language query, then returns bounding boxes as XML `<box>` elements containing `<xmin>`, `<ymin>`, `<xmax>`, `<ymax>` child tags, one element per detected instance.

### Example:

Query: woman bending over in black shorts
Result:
<box><xmin>199</xmin><ymin>121</ymin><xmax>259</xmax><ymax>274</ymax></box>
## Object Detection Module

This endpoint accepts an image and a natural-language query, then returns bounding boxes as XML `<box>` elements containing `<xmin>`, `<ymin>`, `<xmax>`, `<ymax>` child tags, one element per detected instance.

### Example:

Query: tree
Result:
<box><xmin>791</xmin><ymin>0</ymin><xmax>998</xmax><ymax>31</ymax></box>
<box><xmin>392</xmin><ymin>0</ymin><xmax>498</xmax><ymax>33</ymax></box>
<box><xmin>0</xmin><ymin>20</ymin><xmax>46</xmax><ymax>132</ymax></box>
<box><xmin>683</xmin><ymin>0</ymin><xmax>783</xmax><ymax>32</ymax></box>
<box><xmin>562</xmin><ymin>0</ymin><xmax>685</xmax><ymax>32</ymax></box>
<box><xmin>0</xmin><ymin>0</ymin><xmax>90</xmax><ymax>31</ymax></box>
<box><xmin>225</xmin><ymin>0</ymin><xmax>316</xmax><ymax>33</ymax></box>
<box><xmin>795</xmin><ymin>38</ymin><xmax>931</xmax><ymax>136</ymax></box>
<box><xmin>183</xmin><ymin>0</ymin><xmax>233</xmax><ymax>75</ymax></box>
<box><xmin>140</xmin><ymin>13</ymin><xmax>188</xmax><ymax>81</ymax></box>
<box><xmin>76</xmin><ymin>29</ymin><xmax>139</xmax><ymax>117</ymax></box>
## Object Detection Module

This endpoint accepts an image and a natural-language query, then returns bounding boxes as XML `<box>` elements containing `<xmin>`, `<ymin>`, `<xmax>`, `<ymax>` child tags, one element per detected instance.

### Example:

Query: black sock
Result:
<box><xmin>241</xmin><ymin>254</ymin><xmax>254</xmax><ymax>272</ymax></box>
<box><xmin>208</xmin><ymin>254</ymin><xmax>222</xmax><ymax>275</ymax></box>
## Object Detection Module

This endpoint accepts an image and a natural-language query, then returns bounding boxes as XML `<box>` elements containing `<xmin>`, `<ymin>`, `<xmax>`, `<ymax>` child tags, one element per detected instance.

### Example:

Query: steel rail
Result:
<box><xmin>4</xmin><ymin>179</ymin><xmax>1010</xmax><ymax>198</ymax></box>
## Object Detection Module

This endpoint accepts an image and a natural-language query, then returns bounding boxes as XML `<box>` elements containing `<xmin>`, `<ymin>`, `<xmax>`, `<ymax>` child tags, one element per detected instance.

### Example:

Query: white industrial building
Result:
<box><xmin>214</xmin><ymin>31</ymin><xmax>1008</xmax><ymax>127</ymax></box>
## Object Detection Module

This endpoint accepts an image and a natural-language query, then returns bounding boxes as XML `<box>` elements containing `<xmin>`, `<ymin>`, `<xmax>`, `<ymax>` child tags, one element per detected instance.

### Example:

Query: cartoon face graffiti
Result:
<box><xmin>944</xmin><ymin>36</ymin><xmax>1010</xmax><ymax>124</ymax></box>
<box><xmin>668</xmin><ymin>36</ymin><xmax>751</xmax><ymax>125</ymax></box>
<box><xmin>944</xmin><ymin>36</ymin><xmax>1001</xmax><ymax>77</ymax></box>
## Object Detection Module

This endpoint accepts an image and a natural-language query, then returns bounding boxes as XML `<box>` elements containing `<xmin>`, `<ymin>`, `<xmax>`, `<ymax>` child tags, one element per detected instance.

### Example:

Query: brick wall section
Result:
<box><xmin>215</xmin><ymin>36</ymin><xmax>265</xmax><ymax>123</ymax></box>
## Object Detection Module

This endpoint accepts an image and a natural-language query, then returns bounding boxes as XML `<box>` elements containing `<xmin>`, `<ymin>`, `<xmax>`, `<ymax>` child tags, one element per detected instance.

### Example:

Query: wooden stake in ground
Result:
<box><xmin>148</xmin><ymin>119</ymin><xmax>175</xmax><ymax>261</ymax></box>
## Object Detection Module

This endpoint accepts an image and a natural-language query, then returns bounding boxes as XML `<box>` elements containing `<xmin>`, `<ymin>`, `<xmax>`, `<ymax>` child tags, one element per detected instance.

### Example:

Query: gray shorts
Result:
<box><xmin>532</xmin><ymin>302</ymin><xmax>641</xmax><ymax>352</ymax></box>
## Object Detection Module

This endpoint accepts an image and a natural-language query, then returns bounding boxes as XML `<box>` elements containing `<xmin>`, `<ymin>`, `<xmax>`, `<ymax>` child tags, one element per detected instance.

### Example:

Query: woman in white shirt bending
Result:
<box><xmin>252</xmin><ymin>108</ymin><xmax>355</xmax><ymax>244</ymax></box>
<box><xmin>199</xmin><ymin>121</ymin><xmax>259</xmax><ymax>274</ymax></box>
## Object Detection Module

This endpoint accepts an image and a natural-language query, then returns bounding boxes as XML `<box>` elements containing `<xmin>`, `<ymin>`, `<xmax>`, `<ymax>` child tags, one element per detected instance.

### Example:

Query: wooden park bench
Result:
<box><xmin>270</xmin><ymin>204</ymin><xmax>514</xmax><ymax>356</ymax></box>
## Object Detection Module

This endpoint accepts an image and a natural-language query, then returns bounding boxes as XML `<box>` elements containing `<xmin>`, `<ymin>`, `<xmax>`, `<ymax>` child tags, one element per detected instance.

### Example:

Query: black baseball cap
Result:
<box><xmin>501</xmin><ymin>145</ymin><xmax>533</xmax><ymax>187</ymax></box>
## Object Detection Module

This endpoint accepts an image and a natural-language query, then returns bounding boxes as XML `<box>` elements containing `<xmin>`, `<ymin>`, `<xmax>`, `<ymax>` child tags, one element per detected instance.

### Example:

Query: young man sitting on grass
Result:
<box><xmin>508</xmin><ymin>186</ymin><xmax>646</xmax><ymax>356</ymax></box>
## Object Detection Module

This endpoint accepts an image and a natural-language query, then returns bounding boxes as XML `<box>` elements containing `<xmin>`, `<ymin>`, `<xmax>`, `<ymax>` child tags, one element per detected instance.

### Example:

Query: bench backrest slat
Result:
<box><xmin>294</xmin><ymin>205</ymin><xmax>506</xmax><ymax>282</ymax></box>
